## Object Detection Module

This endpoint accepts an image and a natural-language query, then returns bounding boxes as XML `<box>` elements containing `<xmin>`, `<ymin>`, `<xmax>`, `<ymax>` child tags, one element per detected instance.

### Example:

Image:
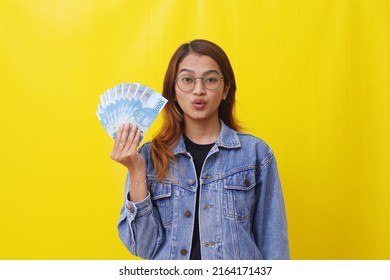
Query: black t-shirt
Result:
<box><xmin>184</xmin><ymin>135</ymin><xmax>214</xmax><ymax>260</ymax></box>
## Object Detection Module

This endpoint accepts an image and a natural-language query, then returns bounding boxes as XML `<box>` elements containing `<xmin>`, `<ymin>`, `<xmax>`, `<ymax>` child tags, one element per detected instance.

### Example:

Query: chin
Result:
<box><xmin>187</xmin><ymin>113</ymin><xmax>217</xmax><ymax>122</ymax></box>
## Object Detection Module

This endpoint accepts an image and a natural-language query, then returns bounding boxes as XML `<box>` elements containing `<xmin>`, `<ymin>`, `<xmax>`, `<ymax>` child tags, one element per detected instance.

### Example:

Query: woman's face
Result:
<box><xmin>175</xmin><ymin>53</ymin><xmax>229</xmax><ymax>124</ymax></box>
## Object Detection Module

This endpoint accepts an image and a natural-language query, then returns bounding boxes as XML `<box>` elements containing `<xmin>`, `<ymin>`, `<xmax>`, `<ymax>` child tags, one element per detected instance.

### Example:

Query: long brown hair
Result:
<box><xmin>151</xmin><ymin>39</ymin><xmax>241</xmax><ymax>181</ymax></box>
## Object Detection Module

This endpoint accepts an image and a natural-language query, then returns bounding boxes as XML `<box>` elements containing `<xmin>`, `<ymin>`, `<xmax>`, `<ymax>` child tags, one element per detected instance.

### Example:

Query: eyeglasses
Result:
<box><xmin>175</xmin><ymin>74</ymin><xmax>224</xmax><ymax>92</ymax></box>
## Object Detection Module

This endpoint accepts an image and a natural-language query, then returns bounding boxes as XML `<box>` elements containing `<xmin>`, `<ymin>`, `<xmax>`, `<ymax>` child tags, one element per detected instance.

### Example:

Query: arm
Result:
<box><xmin>253</xmin><ymin>150</ymin><xmax>290</xmax><ymax>260</ymax></box>
<box><xmin>111</xmin><ymin>124</ymin><xmax>163</xmax><ymax>258</ymax></box>
<box><xmin>110</xmin><ymin>123</ymin><xmax>147</xmax><ymax>202</ymax></box>
<box><xmin>117</xmin><ymin>174</ymin><xmax>163</xmax><ymax>259</ymax></box>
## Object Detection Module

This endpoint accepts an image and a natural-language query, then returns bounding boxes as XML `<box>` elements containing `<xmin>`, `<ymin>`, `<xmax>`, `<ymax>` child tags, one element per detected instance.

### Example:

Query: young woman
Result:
<box><xmin>111</xmin><ymin>39</ymin><xmax>290</xmax><ymax>260</ymax></box>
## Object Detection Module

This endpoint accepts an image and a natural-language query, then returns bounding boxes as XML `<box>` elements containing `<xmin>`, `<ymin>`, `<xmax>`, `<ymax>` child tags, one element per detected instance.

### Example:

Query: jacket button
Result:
<box><xmin>244</xmin><ymin>177</ymin><xmax>250</xmax><ymax>187</ymax></box>
<box><xmin>188</xmin><ymin>179</ymin><xmax>195</xmax><ymax>185</ymax></box>
<box><xmin>180</xmin><ymin>249</ymin><xmax>188</xmax><ymax>255</ymax></box>
<box><xmin>184</xmin><ymin>210</ymin><xmax>192</xmax><ymax>218</ymax></box>
<box><xmin>127</xmin><ymin>205</ymin><xmax>136</xmax><ymax>213</ymax></box>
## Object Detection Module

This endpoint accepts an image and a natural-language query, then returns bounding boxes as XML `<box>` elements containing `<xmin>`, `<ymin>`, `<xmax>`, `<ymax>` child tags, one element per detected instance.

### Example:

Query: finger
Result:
<box><xmin>124</xmin><ymin>123</ymin><xmax>138</xmax><ymax>151</ymax></box>
<box><xmin>119</xmin><ymin>123</ymin><xmax>131</xmax><ymax>149</ymax></box>
<box><xmin>131</xmin><ymin>126</ymin><xmax>142</xmax><ymax>150</ymax></box>
<box><xmin>113</xmin><ymin>124</ymin><xmax>124</xmax><ymax>150</ymax></box>
<box><xmin>127</xmin><ymin>125</ymin><xmax>142</xmax><ymax>153</ymax></box>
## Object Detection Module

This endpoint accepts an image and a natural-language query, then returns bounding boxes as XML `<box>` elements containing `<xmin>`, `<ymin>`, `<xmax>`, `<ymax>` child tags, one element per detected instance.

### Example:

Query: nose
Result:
<box><xmin>192</xmin><ymin>78</ymin><xmax>206</xmax><ymax>95</ymax></box>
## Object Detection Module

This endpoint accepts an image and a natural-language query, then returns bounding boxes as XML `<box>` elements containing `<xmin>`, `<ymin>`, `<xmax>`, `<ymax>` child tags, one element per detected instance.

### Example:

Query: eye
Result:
<box><xmin>179</xmin><ymin>76</ymin><xmax>195</xmax><ymax>84</ymax></box>
<box><xmin>204</xmin><ymin>76</ymin><xmax>219</xmax><ymax>84</ymax></box>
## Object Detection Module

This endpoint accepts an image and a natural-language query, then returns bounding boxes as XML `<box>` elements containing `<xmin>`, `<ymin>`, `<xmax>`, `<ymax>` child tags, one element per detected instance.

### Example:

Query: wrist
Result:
<box><xmin>127</xmin><ymin>165</ymin><xmax>146</xmax><ymax>174</ymax></box>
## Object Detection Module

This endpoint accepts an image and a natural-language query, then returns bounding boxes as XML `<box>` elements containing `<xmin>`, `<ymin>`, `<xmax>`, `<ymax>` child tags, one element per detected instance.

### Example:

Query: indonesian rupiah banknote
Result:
<box><xmin>96</xmin><ymin>83</ymin><xmax>167</xmax><ymax>140</ymax></box>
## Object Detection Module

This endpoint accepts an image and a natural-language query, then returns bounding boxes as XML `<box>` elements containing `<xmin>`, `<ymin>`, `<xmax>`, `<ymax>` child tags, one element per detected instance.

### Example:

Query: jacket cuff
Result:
<box><xmin>125</xmin><ymin>191</ymin><xmax>153</xmax><ymax>220</ymax></box>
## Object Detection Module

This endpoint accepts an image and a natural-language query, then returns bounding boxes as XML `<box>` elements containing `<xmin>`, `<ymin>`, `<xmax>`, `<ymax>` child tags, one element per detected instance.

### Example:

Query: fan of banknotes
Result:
<box><xmin>96</xmin><ymin>82</ymin><xmax>167</xmax><ymax>139</ymax></box>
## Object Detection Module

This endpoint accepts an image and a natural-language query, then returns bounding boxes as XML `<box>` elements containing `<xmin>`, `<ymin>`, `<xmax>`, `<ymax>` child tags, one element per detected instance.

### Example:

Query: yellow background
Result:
<box><xmin>0</xmin><ymin>0</ymin><xmax>389</xmax><ymax>259</ymax></box>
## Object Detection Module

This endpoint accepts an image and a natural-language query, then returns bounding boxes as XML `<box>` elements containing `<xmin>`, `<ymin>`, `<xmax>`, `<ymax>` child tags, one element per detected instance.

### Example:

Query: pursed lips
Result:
<box><xmin>191</xmin><ymin>99</ymin><xmax>207</xmax><ymax>109</ymax></box>
<box><xmin>192</xmin><ymin>99</ymin><xmax>206</xmax><ymax>105</ymax></box>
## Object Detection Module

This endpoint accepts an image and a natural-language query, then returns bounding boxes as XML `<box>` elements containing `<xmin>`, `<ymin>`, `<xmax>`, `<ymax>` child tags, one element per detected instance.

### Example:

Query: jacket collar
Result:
<box><xmin>173</xmin><ymin>120</ymin><xmax>241</xmax><ymax>155</ymax></box>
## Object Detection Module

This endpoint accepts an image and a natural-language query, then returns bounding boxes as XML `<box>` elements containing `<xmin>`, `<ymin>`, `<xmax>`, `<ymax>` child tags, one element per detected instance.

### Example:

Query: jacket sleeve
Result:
<box><xmin>253</xmin><ymin>150</ymin><xmax>290</xmax><ymax>260</ymax></box>
<box><xmin>117</xmin><ymin>146</ymin><xmax>164</xmax><ymax>259</ymax></box>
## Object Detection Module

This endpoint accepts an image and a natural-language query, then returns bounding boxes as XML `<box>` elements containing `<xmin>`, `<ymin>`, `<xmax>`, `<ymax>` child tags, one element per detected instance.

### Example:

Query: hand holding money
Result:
<box><xmin>110</xmin><ymin>123</ymin><xmax>145</xmax><ymax>171</ymax></box>
<box><xmin>111</xmin><ymin>123</ymin><xmax>148</xmax><ymax>202</ymax></box>
<box><xmin>97</xmin><ymin>82</ymin><xmax>167</xmax><ymax>202</ymax></box>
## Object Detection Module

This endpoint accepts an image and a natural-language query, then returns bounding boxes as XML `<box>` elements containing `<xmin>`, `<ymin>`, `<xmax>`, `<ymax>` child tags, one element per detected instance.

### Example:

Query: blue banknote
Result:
<box><xmin>96</xmin><ymin>83</ymin><xmax>167</xmax><ymax>140</ymax></box>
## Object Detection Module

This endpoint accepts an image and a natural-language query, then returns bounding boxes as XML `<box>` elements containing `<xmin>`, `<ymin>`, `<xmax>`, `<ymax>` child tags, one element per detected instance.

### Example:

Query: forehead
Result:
<box><xmin>178</xmin><ymin>54</ymin><xmax>221</xmax><ymax>74</ymax></box>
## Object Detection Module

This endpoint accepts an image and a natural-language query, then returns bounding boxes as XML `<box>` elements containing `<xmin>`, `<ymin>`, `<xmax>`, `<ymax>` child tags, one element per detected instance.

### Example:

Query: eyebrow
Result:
<box><xmin>178</xmin><ymin>68</ymin><xmax>220</xmax><ymax>75</ymax></box>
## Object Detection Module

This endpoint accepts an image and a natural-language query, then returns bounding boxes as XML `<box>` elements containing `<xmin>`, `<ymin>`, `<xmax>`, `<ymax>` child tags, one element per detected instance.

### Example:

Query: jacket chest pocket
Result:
<box><xmin>149</xmin><ymin>181</ymin><xmax>173</xmax><ymax>227</ymax></box>
<box><xmin>223</xmin><ymin>169</ymin><xmax>256</xmax><ymax>221</ymax></box>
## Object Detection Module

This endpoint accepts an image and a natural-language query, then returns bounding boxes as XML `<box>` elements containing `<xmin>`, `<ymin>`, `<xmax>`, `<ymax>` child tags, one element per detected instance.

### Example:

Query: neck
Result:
<box><xmin>183</xmin><ymin>117</ymin><xmax>220</xmax><ymax>144</ymax></box>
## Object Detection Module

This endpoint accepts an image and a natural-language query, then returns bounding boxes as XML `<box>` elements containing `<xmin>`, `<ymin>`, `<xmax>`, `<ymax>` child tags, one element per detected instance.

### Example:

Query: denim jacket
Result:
<box><xmin>118</xmin><ymin>121</ymin><xmax>290</xmax><ymax>260</ymax></box>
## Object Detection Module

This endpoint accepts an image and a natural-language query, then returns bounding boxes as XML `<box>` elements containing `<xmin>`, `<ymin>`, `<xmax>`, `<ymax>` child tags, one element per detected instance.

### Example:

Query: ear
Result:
<box><xmin>223</xmin><ymin>82</ymin><xmax>230</xmax><ymax>100</ymax></box>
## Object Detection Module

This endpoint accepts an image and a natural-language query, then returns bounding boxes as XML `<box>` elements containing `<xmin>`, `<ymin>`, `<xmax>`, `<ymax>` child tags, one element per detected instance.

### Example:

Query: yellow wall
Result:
<box><xmin>0</xmin><ymin>0</ymin><xmax>389</xmax><ymax>259</ymax></box>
